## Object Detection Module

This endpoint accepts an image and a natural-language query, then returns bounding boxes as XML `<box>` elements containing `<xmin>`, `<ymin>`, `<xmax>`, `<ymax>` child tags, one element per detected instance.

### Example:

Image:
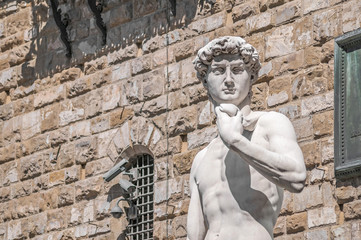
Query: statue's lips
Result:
<box><xmin>222</xmin><ymin>89</ymin><xmax>236</xmax><ymax>94</ymax></box>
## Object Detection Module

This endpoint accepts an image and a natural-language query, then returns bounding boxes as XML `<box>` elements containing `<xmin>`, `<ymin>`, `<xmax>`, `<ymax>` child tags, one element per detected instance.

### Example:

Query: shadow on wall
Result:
<box><xmin>13</xmin><ymin>0</ymin><xmax>217</xmax><ymax>88</ymax></box>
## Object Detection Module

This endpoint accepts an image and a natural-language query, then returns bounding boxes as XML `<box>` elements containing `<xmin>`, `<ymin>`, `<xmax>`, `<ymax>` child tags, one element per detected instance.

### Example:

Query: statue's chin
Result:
<box><xmin>219</xmin><ymin>103</ymin><xmax>239</xmax><ymax>117</ymax></box>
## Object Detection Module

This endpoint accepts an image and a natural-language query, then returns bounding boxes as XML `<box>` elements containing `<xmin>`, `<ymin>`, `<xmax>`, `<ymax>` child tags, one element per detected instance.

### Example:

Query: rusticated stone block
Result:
<box><xmin>168</xmin><ymin>106</ymin><xmax>197</xmax><ymax>137</ymax></box>
<box><xmin>286</xmin><ymin>212</ymin><xmax>307</xmax><ymax>233</ymax></box>
<box><xmin>20</xmin><ymin>153</ymin><xmax>42</xmax><ymax>180</ymax></box>
<box><xmin>90</xmin><ymin>115</ymin><xmax>109</xmax><ymax>134</ymax></box>
<box><xmin>331</xmin><ymin>225</ymin><xmax>351</xmax><ymax>240</ymax></box>
<box><xmin>75</xmin><ymin>176</ymin><xmax>103</xmax><ymax>201</ymax></box>
<box><xmin>308</xmin><ymin>207</ymin><xmax>337</xmax><ymax>228</ymax></box>
<box><xmin>56</xmin><ymin>68</ymin><xmax>82</xmax><ymax>83</ymax></box>
<box><xmin>132</xmin><ymin>55</ymin><xmax>152</xmax><ymax>75</ymax></box>
<box><xmin>7</xmin><ymin>220</ymin><xmax>24</xmax><ymax>240</ymax></box>
<box><xmin>84</xmin><ymin>90</ymin><xmax>102</xmax><ymax>119</ymax></box>
<box><xmin>15</xmin><ymin>195</ymin><xmax>40</xmax><ymax>218</ymax></box>
<box><xmin>274</xmin><ymin>216</ymin><xmax>285</xmax><ymax>236</ymax></box>
<box><xmin>47</xmin><ymin>208</ymin><xmax>68</xmax><ymax>232</ymax></box>
<box><xmin>273</xmin><ymin>0</ymin><xmax>301</xmax><ymax>25</ymax></box>
<box><xmin>152</xmin><ymin>136</ymin><xmax>181</xmax><ymax>158</ymax></box>
<box><xmin>11</xmin><ymin>180</ymin><xmax>32</xmax><ymax>199</ymax></box>
<box><xmin>265</xmin><ymin>25</ymin><xmax>295</xmax><ymax>59</ymax></box>
<box><xmin>175</xmin><ymin>40</ymin><xmax>194</xmax><ymax>62</ymax></box>
<box><xmin>152</xmin><ymin>47</ymin><xmax>174</xmax><ymax>68</ymax></box>
<box><xmin>59</xmin><ymin>100</ymin><xmax>85</xmax><ymax>127</ymax></box>
<box><xmin>13</xmin><ymin>95</ymin><xmax>33</xmax><ymax>116</ymax></box>
<box><xmin>312</xmin><ymin>111</ymin><xmax>333</xmax><ymax>138</ymax></box>
<box><xmin>303</xmin><ymin>0</ymin><xmax>329</xmax><ymax>14</ymax></box>
<box><xmin>169</xmin><ymin>90</ymin><xmax>188</xmax><ymax>111</ymax></box>
<box><xmin>142</xmin><ymin>95</ymin><xmax>167</xmax><ymax>117</ymax></box>
<box><xmin>85</xmin><ymin>157</ymin><xmax>113</xmax><ymax>177</ymax></box>
<box><xmin>58</xmin><ymin>185</ymin><xmax>74</xmax><ymax>207</ymax></box>
<box><xmin>306</xmin><ymin>229</ymin><xmax>328</xmax><ymax>240</ymax></box>
<box><xmin>24</xmin><ymin>212</ymin><xmax>48</xmax><ymax>237</ymax></box>
<box><xmin>292</xmin><ymin>117</ymin><xmax>313</xmax><ymax>141</ymax></box>
<box><xmin>84</xmin><ymin>56</ymin><xmax>107</xmax><ymax>75</ymax></box>
<box><xmin>300</xmin><ymin>141</ymin><xmax>321</xmax><ymax>168</ymax></box>
<box><xmin>40</xmin><ymin>103</ymin><xmax>60</xmax><ymax>132</ymax></box>
<box><xmin>187</xmin><ymin>84</ymin><xmax>208</xmax><ymax>105</ymax></box>
<box><xmin>5</xmin><ymin>9</ymin><xmax>30</xmax><ymax>35</ymax></box>
<box><xmin>232</xmin><ymin>2</ymin><xmax>257</xmax><ymax>22</ymax></box>
<box><xmin>74</xmin><ymin>137</ymin><xmax>97</xmax><ymax>165</ymax></box>
<box><xmin>313</xmin><ymin>8</ymin><xmax>342</xmax><ymax>43</ymax></box>
<box><xmin>301</xmin><ymin>92</ymin><xmax>333</xmax><ymax>116</ymax></box>
<box><xmin>187</xmin><ymin>126</ymin><xmax>217</xmax><ymax>150</ymax></box>
<box><xmin>67</xmin><ymin>76</ymin><xmax>92</xmax><ymax>98</ymax></box>
<box><xmin>143</xmin><ymin>69</ymin><xmax>164</xmax><ymax>101</ymax></box>
<box><xmin>246</xmin><ymin>11</ymin><xmax>273</xmax><ymax>33</ymax></box>
<box><xmin>293</xmin><ymin>184</ymin><xmax>323</xmax><ymax>212</ymax></box>
<box><xmin>336</xmin><ymin>185</ymin><xmax>355</xmax><ymax>204</ymax></box>
<box><xmin>173</xmin><ymin>148</ymin><xmax>200</xmax><ymax>175</ymax></box>
<box><xmin>65</xmin><ymin>165</ymin><xmax>80</xmax><ymax>184</ymax></box>
<box><xmin>0</xmin><ymin>143</ymin><xmax>16</xmax><ymax>164</ymax></box>
<box><xmin>49</xmin><ymin>170</ymin><xmax>65</xmax><ymax>187</ymax></box>
<box><xmin>102</xmin><ymin>84</ymin><xmax>121</xmax><ymax>112</ymax></box>
<box><xmin>154</xmin><ymin>177</ymin><xmax>183</xmax><ymax>204</ymax></box>
<box><xmin>69</xmin><ymin>120</ymin><xmax>91</xmax><ymax>140</ymax></box>
<box><xmin>121</xmin><ymin>76</ymin><xmax>143</xmax><ymax>105</ymax></box>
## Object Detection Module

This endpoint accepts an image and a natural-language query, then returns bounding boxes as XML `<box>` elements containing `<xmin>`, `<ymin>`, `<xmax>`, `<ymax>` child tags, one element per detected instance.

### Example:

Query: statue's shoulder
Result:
<box><xmin>257</xmin><ymin>111</ymin><xmax>296</xmax><ymax>136</ymax></box>
<box><xmin>190</xmin><ymin>147</ymin><xmax>208</xmax><ymax>177</ymax></box>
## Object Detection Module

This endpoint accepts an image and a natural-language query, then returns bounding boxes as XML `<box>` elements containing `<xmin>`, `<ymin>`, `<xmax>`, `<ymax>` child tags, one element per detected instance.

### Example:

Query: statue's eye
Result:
<box><xmin>213</xmin><ymin>67</ymin><xmax>224</xmax><ymax>74</ymax></box>
<box><xmin>232</xmin><ymin>67</ymin><xmax>244</xmax><ymax>73</ymax></box>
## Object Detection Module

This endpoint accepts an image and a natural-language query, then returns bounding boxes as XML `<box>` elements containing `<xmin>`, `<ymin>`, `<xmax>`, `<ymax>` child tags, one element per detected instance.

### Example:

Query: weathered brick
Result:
<box><xmin>111</xmin><ymin>62</ymin><xmax>131</xmax><ymax>83</ymax></box>
<box><xmin>313</xmin><ymin>8</ymin><xmax>342</xmax><ymax>43</ymax></box>
<box><xmin>300</xmin><ymin>141</ymin><xmax>321</xmax><ymax>168</ymax></box>
<box><xmin>74</xmin><ymin>137</ymin><xmax>97</xmax><ymax>165</ymax></box>
<box><xmin>293</xmin><ymin>184</ymin><xmax>323</xmax><ymax>212</ymax></box>
<box><xmin>292</xmin><ymin>117</ymin><xmax>313</xmax><ymax>141</ymax></box>
<box><xmin>20</xmin><ymin>153</ymin><xmax>43</xmax><ymax>180</ymax></box>
<box><xmin>75</xmin><ymin>176</ymin><xmax>103</xmax><ymax>201</ymax></box>
<box><xmin>168</xmin><ymin>106</ymin><xmax>197</xmax><ymax>137</ymax></box>
<box><xmin>102</xmin><ymin>84</ymin><xmax>121</xmax><ymax>112</ymax></box>
<box><xmin>305</xmin><ymin>229</ymin><xmax>328</xmax><ymax>240</ymax></box>
<box><xmin>308</xmin><ymin>207</ymin><xmax>337</xmax><ymax>228</ymax></box>
<box><xmin>312</xmin><ymin>111</ymin><xmax>333</xmax><ymax>138</ymax></box>
<box><xmin>301</xmin><ymin>92</ymin><xmax>333</xmax><ymax>116</ymax></box>
<box><xmin>266</xmin><ymin>25</ymin><xmax>295</xmax><ymax>59</ymax></box>
<box><xmin>173</xmin><ymin>148</ymin><xmax>199</xmax><ymax>175</ymax></box>
<box><xmin>303</xmin><ymin>0</ymin><xmax>329</xmax><ymax>14</ymax></box>
<box><xmin>286</xmin><ymin>212</ymin><xmax>307</xmax><ymax>233</ymax></box>
<box><xmin>67</xmin><ymin>76</ymin><xmax>92</xmax><ymax>98</ymax></box>
<box><xmin>336</xmin><ymin>185</ymin><xmax>355</xmax><ymax>204</ymax></box>
<box><xmin>59</xmin><ymin>100</ymin><xmax>85</xmax><ymax>126</ymax></box>
<box><xmin>40</xmin><ymin>103</ymin><xmax>60</xmax><ymax>132</ymax></box>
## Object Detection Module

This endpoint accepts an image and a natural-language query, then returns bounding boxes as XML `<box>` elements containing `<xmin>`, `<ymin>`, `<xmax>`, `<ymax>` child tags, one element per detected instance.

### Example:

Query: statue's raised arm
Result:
<box><xmin>187</xmin><ymin>36</ymin><xmax>306</xmax><ymax>240</ymax></box>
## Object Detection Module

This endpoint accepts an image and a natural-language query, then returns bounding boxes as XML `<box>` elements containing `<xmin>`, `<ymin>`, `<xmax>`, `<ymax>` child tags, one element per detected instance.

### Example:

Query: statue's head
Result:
<box><xmin>193</xmin><ymin>36</ymin><xmax>261</xmax><ymax>106</ymax></box>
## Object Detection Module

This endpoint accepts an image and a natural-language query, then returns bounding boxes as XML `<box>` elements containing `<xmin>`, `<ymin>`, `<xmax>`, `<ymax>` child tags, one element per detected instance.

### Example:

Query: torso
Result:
<box><xmin>193</xmin><ymin>122</ymin><xmax>283</xmax><ymax>240</ymax></box>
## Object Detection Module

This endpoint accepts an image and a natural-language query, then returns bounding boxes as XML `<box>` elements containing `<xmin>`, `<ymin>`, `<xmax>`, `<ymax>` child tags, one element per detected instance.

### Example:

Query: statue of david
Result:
<box><xmin>186</xmin><ymin>36</ymin><xmax>306</xmax><ymax>240</ymax></box>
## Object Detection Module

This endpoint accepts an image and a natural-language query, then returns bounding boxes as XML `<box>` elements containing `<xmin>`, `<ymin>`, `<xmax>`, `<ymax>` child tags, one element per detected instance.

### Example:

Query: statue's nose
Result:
<box><xmin>224</xmin><ymin>68</ymin><xmax>234</xmax><ymax>87</ymax></box>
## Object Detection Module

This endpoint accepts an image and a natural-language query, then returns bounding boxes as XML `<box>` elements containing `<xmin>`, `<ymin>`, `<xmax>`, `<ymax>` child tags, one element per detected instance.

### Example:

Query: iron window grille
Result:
<box><xmin>127</xmin><ymin>154</ymin><xmax>154</xmax><ymax>240</ymax></box>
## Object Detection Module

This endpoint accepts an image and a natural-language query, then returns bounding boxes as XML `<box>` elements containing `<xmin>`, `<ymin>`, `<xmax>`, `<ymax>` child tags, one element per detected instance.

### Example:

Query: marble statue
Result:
<box><xmin>187</xmin><ymin>37</ymin><xmax>307</xmax><ymax>240</ymax></box>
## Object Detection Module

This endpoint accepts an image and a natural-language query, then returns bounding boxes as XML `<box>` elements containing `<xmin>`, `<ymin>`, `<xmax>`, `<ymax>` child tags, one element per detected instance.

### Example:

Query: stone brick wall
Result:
<box><xmin>0</xmin><ymin>0</ymin><xmax>361</xmax><ymax>239</ymax></box>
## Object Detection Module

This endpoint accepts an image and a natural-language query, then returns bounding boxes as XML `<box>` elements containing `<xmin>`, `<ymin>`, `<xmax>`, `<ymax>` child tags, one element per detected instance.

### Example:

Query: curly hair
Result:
<box><xmin>193</xmin><ymin>36</ymin><xmax>261</xmax><ymax>84</ymax></box>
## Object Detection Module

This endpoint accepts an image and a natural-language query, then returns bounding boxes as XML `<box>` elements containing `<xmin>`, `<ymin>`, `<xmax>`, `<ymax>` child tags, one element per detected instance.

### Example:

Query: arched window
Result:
<box><xmin>127</xmin><ymin>154</ymin><xmax>154</xmax><ymax>240</ymax></box>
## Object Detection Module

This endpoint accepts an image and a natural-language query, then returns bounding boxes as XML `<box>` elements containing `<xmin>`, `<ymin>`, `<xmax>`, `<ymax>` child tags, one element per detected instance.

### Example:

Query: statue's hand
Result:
<box><xmin>215</xmin><ymin>104</ymin><xmax>244</xmax><ymax>148</ymax></box>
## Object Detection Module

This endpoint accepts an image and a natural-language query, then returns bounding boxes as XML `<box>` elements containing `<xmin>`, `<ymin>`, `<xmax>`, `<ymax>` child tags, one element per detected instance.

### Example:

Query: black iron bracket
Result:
<box><xmin>88</xmin><ymin>0</ymin><xmax>107</xmax><ymax>45</ymax></box>
<box><xmin>49</xmin><ymin>0</ymin><xmax>72</xmax><ymax>58</ymax></box>
<box><xmin>169</xmin><ymin>0</ymin><xmax>176</xmax><ymax>16</ymax></box>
